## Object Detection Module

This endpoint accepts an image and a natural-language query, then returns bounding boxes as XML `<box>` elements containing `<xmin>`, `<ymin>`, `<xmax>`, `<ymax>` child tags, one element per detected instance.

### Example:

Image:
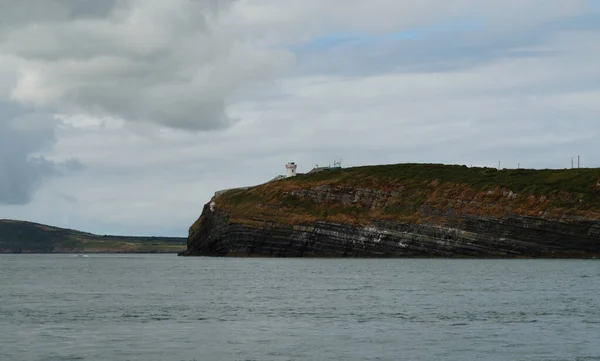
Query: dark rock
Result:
<box><xmin>182</xmin><ymin>201</ymin><xmax>600</xmax><ymax>258</ymax></box>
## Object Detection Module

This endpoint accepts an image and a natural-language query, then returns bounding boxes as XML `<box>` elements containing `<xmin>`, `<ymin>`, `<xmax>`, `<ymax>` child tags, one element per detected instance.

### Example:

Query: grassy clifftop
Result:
<box><xmin>0</xmin><ymin>220</ymin><xmax>186</xmax><ymax>253</ymax></box>
<box><xmin>212</xmin><ymin>163</ymin><xmax>600</xmax><ymax>227</ymax></box>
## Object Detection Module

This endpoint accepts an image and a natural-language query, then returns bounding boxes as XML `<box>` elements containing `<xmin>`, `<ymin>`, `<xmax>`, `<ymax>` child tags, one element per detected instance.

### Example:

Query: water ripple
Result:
<box><xmin>1</xmin><ymin>255</ymin><xmax>599</xmax><ymax>361</ymax></box>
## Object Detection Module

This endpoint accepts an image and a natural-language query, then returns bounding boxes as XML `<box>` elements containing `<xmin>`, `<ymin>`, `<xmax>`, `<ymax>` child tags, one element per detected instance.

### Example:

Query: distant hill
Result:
<box><xmin>0</xmin><ymin>219</ymin><xmax>186</xmax><ymax>253</ymax></box>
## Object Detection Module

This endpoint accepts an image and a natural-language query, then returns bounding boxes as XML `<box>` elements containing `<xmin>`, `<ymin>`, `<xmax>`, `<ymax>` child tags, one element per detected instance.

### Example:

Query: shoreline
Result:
<box><xmin>178</xmin><ymin>251</ymin><xmax>600</xmax><ymax>259</ymax></box>
<box><xmin>0</xmin><ymin>250</ymin><xmax>184</xmax><ymax>255</ymax></box>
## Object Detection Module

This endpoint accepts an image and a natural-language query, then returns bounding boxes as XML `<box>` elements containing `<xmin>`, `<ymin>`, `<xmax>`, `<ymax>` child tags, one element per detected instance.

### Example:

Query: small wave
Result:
<box><xmin>121</xmin><ymin>313</ymin><xmax>142</xmax><ymax>318</ymax></box>
<box><xmin>500</xmin><ymin>319</ymin><xmax>538</xmax><ymax>324</ymax></box>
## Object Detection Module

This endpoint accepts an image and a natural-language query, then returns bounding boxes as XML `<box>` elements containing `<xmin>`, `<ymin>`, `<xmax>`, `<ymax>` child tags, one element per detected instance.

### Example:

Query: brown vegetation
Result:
<box><xmin>212</xmin><ymin>163</ymin><xmax>600</xmax><ymax>228</ymax></box>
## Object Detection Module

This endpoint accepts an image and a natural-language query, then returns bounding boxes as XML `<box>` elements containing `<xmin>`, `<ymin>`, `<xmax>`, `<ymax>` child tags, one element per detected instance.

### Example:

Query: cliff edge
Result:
<box><xmin>180</xmin><ymin>163</ymin><xmax>600</xmax><ymax>258</ymax></box>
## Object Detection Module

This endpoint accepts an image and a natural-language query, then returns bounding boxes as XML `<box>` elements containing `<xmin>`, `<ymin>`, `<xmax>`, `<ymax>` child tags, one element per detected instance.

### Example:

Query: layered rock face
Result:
<box><xmin>180</xmin><ymin>165</ymin><xmax>600</xmax><ymax>258</ymax></box>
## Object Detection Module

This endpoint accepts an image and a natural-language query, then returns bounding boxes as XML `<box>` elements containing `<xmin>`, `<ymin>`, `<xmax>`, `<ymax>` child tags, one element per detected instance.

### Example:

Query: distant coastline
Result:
<box><xmin>0</xmin><ymin>219</ymin><xmax>186</xmax><ymax>254</ymax></box>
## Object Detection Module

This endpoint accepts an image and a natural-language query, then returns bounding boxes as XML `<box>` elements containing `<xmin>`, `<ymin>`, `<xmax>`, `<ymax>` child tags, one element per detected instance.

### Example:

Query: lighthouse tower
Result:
<box><xmin>285</xmin><ymin>162</ymin><xmax>297</xmax><ymax>178</ymax></box>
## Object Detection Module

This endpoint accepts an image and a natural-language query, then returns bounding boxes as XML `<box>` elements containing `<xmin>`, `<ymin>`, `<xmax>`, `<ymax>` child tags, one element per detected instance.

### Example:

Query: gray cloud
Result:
<box><xmin>2</xmin><ymin>0</ymin><xmax>293</xmax><ymax>130</ymax></box>
<box><xmin>0</xmin><ymin>110</ymin><xmax>83</xmax><ymax>204</ymax></box>
<box><xmin>0</xmin><ymin>0</ymin><xmax>287</xmax><ymax>206</ymax></box>
<box><xmin>0</xmin><ymin>0</ymin><xmax>119</xmax><ymax>35</ymax></box>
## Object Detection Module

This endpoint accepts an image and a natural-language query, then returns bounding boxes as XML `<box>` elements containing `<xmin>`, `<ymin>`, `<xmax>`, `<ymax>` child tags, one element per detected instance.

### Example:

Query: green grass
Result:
<box><xmin>212</xmin><ymin>163</ymin><xmax>600</xmax><ymax>226</ymax></box>
<box><xmin>282</xmin><ymin>163</ymin><xmax>600</xmax><ymax>208</ymax></box>
<box><xmin>296</xmin><ymin>163</ymin><xmax>595</xmax><ymax>190</ymax></box>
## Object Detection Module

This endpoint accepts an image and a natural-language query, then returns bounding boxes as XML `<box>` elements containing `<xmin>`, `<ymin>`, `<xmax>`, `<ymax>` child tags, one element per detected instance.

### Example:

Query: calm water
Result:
<box><xmin>0</xmin><ymin>255</ymin><xmax>599</xmax><ymax>361</ymax></box>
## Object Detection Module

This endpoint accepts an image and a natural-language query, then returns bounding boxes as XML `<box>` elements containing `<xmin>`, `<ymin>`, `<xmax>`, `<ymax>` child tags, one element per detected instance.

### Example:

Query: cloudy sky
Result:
<box><xmin>1</xmin><ymin>0</ymin><xmax>599</xmax><ymax>236</ymax></box>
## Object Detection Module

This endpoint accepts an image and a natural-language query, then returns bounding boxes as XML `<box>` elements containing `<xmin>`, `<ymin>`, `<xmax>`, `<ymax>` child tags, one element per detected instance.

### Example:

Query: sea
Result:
<box><xmin>0</xmin><ymin>254</ymin><xmax>599</xmax><ymax>361</ymax></box>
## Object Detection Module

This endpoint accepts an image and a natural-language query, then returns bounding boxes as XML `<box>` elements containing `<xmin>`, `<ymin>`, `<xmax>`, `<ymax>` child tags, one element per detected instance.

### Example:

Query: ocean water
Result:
<box><xmin>0</xmin><ymin>255</ymin><xmax>599</xmax><ymax>361</ymax></box>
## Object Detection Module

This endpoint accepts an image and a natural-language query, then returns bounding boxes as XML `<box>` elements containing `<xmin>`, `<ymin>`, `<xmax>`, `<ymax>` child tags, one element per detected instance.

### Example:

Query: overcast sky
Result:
<box><xmin>1</xmin><ymin>0</ymin><xmax>599</xmax><ymax>236</ymax></box>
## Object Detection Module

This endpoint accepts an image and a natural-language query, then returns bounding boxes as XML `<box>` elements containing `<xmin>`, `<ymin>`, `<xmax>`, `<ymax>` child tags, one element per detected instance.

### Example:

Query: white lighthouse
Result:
<box><xmin>285</xmin><ymin>162</ymin><xmax>297</xmax><ymax>178</ymax></box>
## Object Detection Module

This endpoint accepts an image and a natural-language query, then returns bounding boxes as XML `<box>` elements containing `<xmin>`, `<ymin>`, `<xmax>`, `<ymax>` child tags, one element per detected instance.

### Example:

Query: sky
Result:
<box><xmin>1</xmin><ymin>0</ymin><xmax>599</xmax><ymax>236</ymax></box>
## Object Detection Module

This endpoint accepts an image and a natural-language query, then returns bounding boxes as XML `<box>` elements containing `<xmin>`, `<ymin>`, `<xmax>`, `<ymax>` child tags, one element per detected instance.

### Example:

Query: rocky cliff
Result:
<box><xmin>180</xmin><ymin>163</ymin><xmax>600</xmax><ymax>258</ymax></box>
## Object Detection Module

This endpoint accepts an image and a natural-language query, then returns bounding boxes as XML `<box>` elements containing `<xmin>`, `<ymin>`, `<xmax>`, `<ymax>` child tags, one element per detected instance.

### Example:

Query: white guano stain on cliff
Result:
<box><xmin>362</xmin><ymin>226</ymin><xmax>385</xmax><ymax>244</ymax></box>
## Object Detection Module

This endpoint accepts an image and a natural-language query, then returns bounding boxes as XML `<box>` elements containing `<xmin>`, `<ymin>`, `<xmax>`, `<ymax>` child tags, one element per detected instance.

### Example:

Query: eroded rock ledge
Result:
<box><xmin>179</xmin><ymin>203</ymin><xmax>600</xmax><ymax>258</ymax></box>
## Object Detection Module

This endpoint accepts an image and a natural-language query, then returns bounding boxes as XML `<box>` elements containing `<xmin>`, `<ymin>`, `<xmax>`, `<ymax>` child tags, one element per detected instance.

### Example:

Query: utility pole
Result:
<box><xmin>571</xmin><ymin>157</ymin><xmax>574</xmax><ymax>169</ymax></box>
<box><xmin>517</xmin><ymin>162</ymin><xmax>520</xmax><ymax>169</ymax></box>
<box><xmin>498</xmin><ymin>161</ymin><xmax>501</xmax><ymax>170</ymax></box>
<box><xmin>578</xmin><ymin>155</ymin><xmax>580</xmax><ymax>168</ymax></box>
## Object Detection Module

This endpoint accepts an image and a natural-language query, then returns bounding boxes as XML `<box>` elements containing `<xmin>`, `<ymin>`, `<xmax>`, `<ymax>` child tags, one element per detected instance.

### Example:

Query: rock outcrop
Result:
<box><xmin>180</xmin><ymin>164</ymin><xmax>600</xmax><ymax>258</ymax></box>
